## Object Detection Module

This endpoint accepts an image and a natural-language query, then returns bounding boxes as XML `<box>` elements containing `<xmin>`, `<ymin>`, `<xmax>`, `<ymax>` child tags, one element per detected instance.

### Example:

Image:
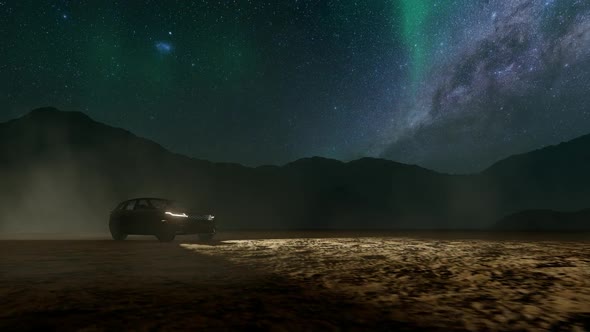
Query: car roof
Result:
<box><xmin>119</xmin><ymin>197</ymin><xmax>173</xmax><ymax>204</ymax></box>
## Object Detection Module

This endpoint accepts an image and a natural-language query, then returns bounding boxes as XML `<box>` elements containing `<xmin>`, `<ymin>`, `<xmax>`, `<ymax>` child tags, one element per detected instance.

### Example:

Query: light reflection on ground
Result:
<box><xmin>182</xmin><ymin>238</ymin><xmax>590</xmax><ymax>331</ymax></box>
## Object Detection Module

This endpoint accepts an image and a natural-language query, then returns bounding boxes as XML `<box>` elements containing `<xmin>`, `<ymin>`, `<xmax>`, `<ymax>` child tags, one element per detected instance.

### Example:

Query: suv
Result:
<box><xmin>109</xmin><ymin>198</ymin><xmax>216</xmax><ymax>242</ymax></box>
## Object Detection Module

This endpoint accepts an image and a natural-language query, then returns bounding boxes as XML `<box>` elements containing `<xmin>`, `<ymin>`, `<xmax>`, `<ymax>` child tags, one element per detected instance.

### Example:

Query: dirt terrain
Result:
<box><xmin>1</xmin><ymin>231</ymin><xmax>590</xmax><ymax>331</ymax></box>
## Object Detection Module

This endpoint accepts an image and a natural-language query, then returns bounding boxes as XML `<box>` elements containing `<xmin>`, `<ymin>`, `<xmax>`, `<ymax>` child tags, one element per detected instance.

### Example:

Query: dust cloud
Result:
<box><xmin>0</xmin><ymin>157</ymin><xmax>118</xmax><ymax>235</ymax></box>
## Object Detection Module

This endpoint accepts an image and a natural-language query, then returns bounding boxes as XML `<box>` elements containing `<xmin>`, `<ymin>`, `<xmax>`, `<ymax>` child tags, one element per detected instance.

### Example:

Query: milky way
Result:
<box><xmin>1</xmin><ymin>0</ymin><xmax>589</xmax><ymax>173</ymax></box>
<box><xmin>378</xmin><ymin>0</ymin><xmax>590</xmax><ymax>173</ymax></box>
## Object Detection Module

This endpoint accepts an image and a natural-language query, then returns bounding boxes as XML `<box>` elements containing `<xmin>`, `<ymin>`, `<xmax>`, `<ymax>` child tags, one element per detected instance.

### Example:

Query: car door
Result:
<box><xmin>133</xmin><ymin>199</ymin><xmax>160</xmax><ymax>235</ymax></box>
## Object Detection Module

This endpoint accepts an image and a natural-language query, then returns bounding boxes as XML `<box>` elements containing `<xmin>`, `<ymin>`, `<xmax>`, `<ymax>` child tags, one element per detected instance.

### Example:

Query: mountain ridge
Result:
<box><xmin>1</xmin><ymin>107</ymin><xmax>589</xmax><ymax>232</ymax></box>
<box><xmin>15</xmin><ymin>107</ymin><xmax>590</xmax><ymax>176</ymax></box>
<box><xmin>7</xmin><ymin>107</ymin><xmax>437</xmax><ymax>172</ymax></box>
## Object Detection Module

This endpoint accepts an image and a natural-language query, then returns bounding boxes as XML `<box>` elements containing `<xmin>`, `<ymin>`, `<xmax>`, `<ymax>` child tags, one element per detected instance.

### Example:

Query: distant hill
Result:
<box><xmin>481</xmin><ymin>134</ymin><xmax>590</xmax><ymax>213</ymax></box>
<box><xmin>0</xmin><ymin>107</ymin><xmax>588</xmax><ymax>232</ymax></box>
<box><xmin>495</xmin><ymin>209</ymin><xmax>590</xmax><ymax>231</ymax></box>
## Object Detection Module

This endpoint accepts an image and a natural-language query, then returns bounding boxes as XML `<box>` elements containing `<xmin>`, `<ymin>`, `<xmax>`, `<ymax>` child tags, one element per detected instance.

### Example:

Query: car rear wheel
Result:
<box><xmin>109</xmin><ymin>221</ymin><xmax>127</xmax><ymax>241</ymax></box>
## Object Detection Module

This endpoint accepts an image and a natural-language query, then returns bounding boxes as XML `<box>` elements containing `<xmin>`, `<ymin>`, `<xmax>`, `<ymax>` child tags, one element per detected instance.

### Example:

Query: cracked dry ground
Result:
<box><xmin>1</xmin><ymin>235</ymin><xmax>590</xmax><ymax>331</ymax></box>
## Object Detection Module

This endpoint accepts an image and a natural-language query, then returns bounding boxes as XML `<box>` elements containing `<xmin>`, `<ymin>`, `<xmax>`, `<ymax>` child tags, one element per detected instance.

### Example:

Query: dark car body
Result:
<box><xmin>109</xmin><ymin>197</ymin><xmax>216</xmax><ymax>242</ymax></box>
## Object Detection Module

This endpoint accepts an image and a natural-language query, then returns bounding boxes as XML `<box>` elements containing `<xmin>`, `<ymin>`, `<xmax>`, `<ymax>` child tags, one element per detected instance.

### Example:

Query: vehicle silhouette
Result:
<box><xmin>109</xmin><ymin>197</ymin><xmax>216</xmax><ymax>242</ymax></box>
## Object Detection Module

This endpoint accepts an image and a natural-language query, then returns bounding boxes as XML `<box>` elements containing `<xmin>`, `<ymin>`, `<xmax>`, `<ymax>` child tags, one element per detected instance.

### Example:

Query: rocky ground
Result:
<box><xmin>1</xmin><ymin>231</ymin><xmax>589</xmax><ymax>331</ymax></box>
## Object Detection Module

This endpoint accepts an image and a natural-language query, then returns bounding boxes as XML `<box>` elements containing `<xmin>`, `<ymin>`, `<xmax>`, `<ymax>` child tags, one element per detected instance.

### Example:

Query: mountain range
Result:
<box><xmin>1</xmin><ymin>107</ymin><xmax>589</xmax><ymax>233</ymax></box>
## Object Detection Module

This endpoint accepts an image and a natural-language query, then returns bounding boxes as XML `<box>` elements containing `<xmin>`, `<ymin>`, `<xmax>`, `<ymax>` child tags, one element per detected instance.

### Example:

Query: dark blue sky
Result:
<box><xmin>2</xmin><ymin>0</ymin><xmax>590</xmax><ymax>173</ymax></box>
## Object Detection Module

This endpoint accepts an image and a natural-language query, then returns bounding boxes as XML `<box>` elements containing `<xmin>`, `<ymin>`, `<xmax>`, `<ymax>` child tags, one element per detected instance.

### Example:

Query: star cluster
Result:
<box><xmin>1</xmin><ymin>0</ymin><xmax>589</xmax><ymax>173</ymax></box>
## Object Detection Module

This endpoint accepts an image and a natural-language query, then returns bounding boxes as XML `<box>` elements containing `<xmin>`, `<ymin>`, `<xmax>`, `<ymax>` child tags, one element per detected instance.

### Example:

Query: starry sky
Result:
<box><xmin>2</xmin><ymin>0</ymin><xmax>590</xmax><ymax>173</ymax></box>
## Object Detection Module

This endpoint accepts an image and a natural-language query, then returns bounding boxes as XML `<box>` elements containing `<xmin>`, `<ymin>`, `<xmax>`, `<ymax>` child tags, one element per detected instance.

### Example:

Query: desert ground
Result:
<box><xmin>1</xmin><ymin>231</ymin><xmax>589</xmax><ymax>331</ymax></box>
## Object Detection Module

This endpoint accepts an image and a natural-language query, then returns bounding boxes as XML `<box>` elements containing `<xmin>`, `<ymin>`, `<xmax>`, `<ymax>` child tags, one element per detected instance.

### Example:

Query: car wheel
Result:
<box><xmin>109</xmin><ymin>221</ymin><xmax>127</xmax><ymax>241</ymax></box>
<box><xmin>156</xmin><ymin>229</ymin><xmax>176</xmax><ymax>242</ymax></box>
<box><xmin>197</xmin><ymin>233</ymin><xmax>215</xmax><ymax>242</ymax></box>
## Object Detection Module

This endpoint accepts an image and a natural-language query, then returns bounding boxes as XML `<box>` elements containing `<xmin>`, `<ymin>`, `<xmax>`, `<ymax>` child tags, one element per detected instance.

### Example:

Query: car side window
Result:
<box><xmin>149</xmin><ymin>199</ymin><xmax>168</xmax><ymax>210</ymax></box>
<box><xmin>125</xmin><ymin>200</ymin><xmax>136</xmax><ymax>211</ymax></box>
<box><xmin>135</xmin><ymin>199</ymin><xmax>150</xmax><ymax>210</ymax></box>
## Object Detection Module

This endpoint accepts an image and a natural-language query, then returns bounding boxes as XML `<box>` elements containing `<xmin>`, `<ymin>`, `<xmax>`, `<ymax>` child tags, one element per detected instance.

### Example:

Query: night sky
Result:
<box><xmin>2</xmin><ymin>0</ymin><xmax>590</xmax><ymax>173</ymax></box>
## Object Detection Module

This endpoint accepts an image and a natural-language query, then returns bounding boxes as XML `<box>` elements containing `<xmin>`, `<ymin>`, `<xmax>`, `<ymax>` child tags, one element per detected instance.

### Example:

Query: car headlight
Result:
<box><xmin>165</xmin><ymin>211</ymin><xmax>189</xmax><ymax>218</ymax></box>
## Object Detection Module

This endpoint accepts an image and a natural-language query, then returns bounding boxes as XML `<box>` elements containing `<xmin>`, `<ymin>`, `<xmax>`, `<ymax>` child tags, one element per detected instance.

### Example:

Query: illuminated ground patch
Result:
<box><xmin>182</xmin><ymin>238</ymin><xmax>590</xmax><ymax>331</ymax></box>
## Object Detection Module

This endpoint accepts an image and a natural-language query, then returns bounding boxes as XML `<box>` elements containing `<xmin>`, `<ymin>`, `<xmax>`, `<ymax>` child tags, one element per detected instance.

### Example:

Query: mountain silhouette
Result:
<box><xmin>0</xmin><ymin>107</ymin><xmax>588</xmax><ymax>232</ymax></box>
<box><xmin>481</xmin><ymin>134</ymin><xmax>590</xmax><ymax>213</ymax></box>
<box><xmin>495</xmin><ymin>209</ymin><xmax>590</xmax><ymax>231</ymax></box>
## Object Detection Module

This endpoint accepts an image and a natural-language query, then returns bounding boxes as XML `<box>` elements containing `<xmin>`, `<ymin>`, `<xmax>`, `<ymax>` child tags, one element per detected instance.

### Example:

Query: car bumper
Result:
<box><xmin>165</xmin><ymin>219</ymin><xmax>216</xmax><ymax>235</ymax></box>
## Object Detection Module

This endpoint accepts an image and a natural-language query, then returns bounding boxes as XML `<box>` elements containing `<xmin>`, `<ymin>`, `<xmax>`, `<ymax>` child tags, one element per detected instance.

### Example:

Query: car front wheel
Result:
<box><xmin>156</xmin><ymin>228</ymin><xmax>176</xmax><ymax>242</ymax></box>
<box><xmin>197</xmin><ymin>233</ymin><xmax>215</xmax><ymax>242</ymax></box>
